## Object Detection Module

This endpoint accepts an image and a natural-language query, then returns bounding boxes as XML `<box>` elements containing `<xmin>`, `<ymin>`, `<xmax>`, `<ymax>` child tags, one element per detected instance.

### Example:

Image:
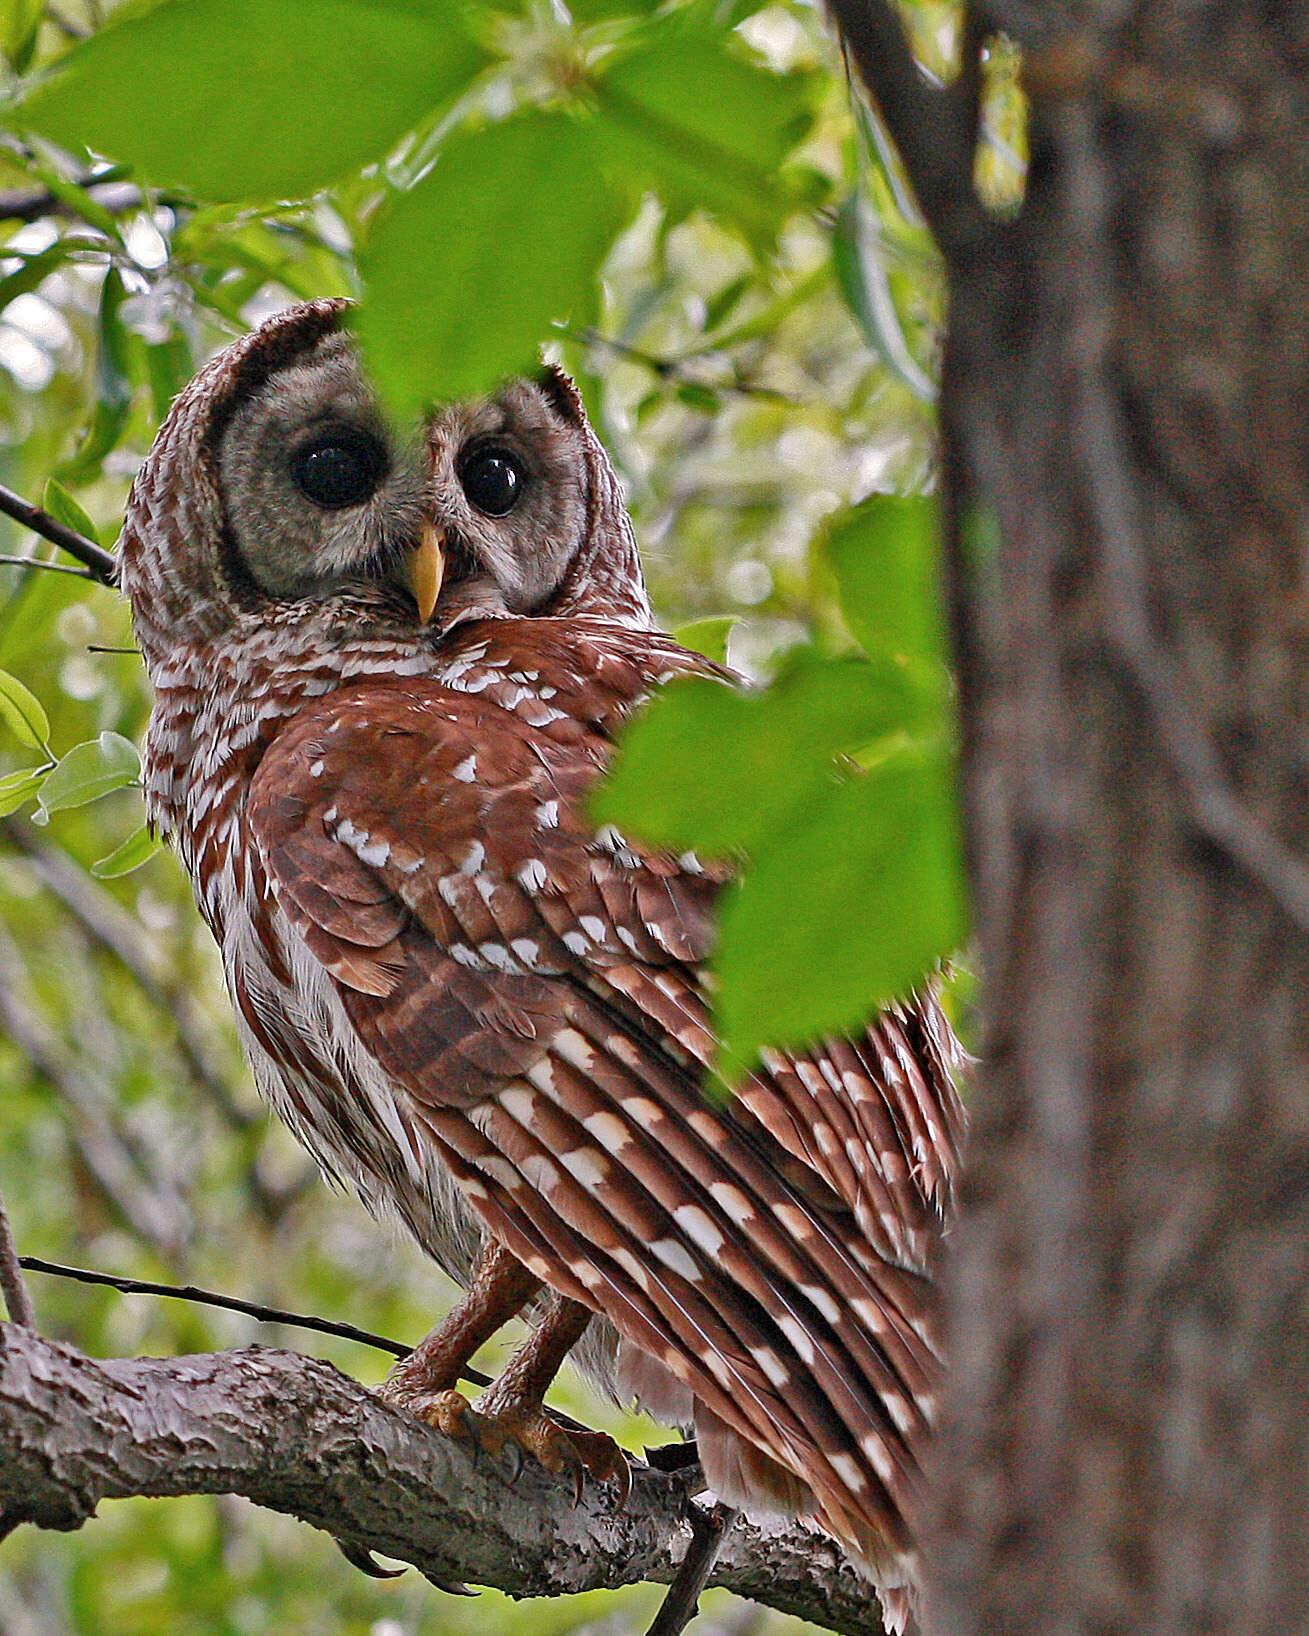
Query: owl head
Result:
<box><xmin>118</xmin><ymin>299</ymin><xmax>650</xmax><ymax>669</ymax></box>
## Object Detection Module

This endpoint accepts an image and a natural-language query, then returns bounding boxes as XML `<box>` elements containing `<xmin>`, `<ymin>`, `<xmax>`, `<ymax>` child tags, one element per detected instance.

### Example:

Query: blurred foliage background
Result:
<box><xmin>0</xmin><ymin>0</ymin><xmax>1021</xmax><ymax>1631</ymax></box>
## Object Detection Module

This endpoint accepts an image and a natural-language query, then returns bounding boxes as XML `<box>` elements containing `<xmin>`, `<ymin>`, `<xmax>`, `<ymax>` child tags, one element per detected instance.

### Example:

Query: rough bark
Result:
<box><xmin>0</xmin><ymin>1323</ymin><xmax>883</xmax><ymax>1634</ymax></box>
<box><xmin>832</xmin><ymin>2</ymin><xmax>1309</xmax><ymax>1632</ymax></box>
<box><xmin>832</xmin><ymin>0</ymin><xmax>1308</xmax><ymax>1630</ymax></box>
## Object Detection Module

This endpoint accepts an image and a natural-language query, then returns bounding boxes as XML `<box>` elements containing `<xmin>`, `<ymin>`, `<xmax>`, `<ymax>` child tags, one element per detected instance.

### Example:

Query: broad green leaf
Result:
<box><xmin>357</xmin><ymin>111</ymin><xmax>626</xmax><ymax>412</ymax></box>
<box><xmin>833</xmin><ymin>191</ymin><xmax>935</xmax><ymax>403</ymax></box>
<box><xmin>0</xmin><ymin>668</ymin><xmax>51</xmax><ymax>749</ymax></box>
<box><xmin>594</xmin><ymin>18</ymin><xmax>818</xmax><ymax>243</ymax></box>
<box><xmin>594</xmin><ymin>652</ymin><xmax>915</xmax><ymax>856</ymax></box>
<box><xmin>91</xmin><ymin>824</ymin><xmax>162</xmax><ymax>878</ymax></box>
<box><xmin>41</xmin><ymin>478</ymin><xmax>100</xmax><ymax>546</ymax></box>
<box><xmin>823</xmin><ymin>494</ymin><xmax>950</xmax><ymax>703</ymax></box>
<box><xmin>17</xmin><ymin>0</ymin><xmax>488</xmax><ymax>203</ymax></box>
<box><xmin>37</xmin><ymin>731</ymin><xmax>140</xmax><ymax>814</ymax></box>
<box><xmin>672</xmin><ymin>616</ymin><xmax>736</xmax><ymax>665</ymax></box>
<box><xmin>0</xmin><ymin>764</ymin><xmax>49</xmax><ymax>817</ymax></box>
<box><xmin>713</xmin><ymin>744</ymin><xmax>967</xmax><ymax>1068</ymax></box>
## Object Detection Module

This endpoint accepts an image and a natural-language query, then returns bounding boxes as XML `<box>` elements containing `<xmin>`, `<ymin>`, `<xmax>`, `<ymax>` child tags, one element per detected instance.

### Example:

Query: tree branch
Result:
<box><xmin>0</xmin><ymin>1325</ymin><xmax>884</xmax><ymax>1635</ymax></box>
<box><xmin>826</xmin><ymin>0</ymin><xmax>993</xmax><ymax>264</ymax></box>
<box><xmin>0</xmin><ymin>484</ymin><xmax>118</xmax><ymax>587</ymax></box>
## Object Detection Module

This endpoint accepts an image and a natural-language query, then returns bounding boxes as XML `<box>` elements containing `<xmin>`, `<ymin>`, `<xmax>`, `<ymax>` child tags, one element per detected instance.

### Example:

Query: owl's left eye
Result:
<box><xmin>459</xmin><ymin>446</ymin><xmax>524</xmax><ymax>517</ymax></box>
<box><xmin>291</xmin><ymin>428</ymin><xmax>386</xmax><ymax>510</ymax></box>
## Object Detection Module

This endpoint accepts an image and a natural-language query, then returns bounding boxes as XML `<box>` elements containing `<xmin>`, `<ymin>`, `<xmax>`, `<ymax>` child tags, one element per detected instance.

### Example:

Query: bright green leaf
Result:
<box><xmin>714</xmin><ymin>744</ymin><xmax>967</xmax><ymax>1069</ymax></box>
<box><xmin>41</xmin><ymin>478</ymin><xmax>100</xmax><ymax>546</ymax></box>
<box><xmin>357</xmin><ymin>111</ymin><xmax>626</xmax><ymax>412</ymax></box>
<box><xmin>824</xmin><ymin>494</ymin><xmax>951</xmax><ymax>704</ymax></box>
<box><xmin>594</xmin><ymin>14</ymin><xmax>817</xmax><ymax>244</ymax></box>
<box><xmin>0</xmin><ymin>764</ymin><xmax>49</xmax><ymax>817</ymax></box>
<box><xmin>594</xmin><ymin>652</ymin><xmax>916</xmax><ymax>856</ymax></box>
<box><xmin>0</xmin><ymin>668</ymin><xmax>51</xmax><ymax>749</ymax></box>
<box><xmin>672</xmin><ymin>616</ymin><xmax>736</xmax><ymax>665</ymax></box>
<box><xmin>91</xmin><ymin>825</ymin><xmax>162</xmax><ymax>878</ymax></box>
<box><xmin>38</xmin><ymin>732</ymin><xmax>140</xmax><ymax>814</ymax></box>
<box><xmin>17</xmin><ymin>0</ymin><xmax>488</xmax><ymax>203</ymax></box>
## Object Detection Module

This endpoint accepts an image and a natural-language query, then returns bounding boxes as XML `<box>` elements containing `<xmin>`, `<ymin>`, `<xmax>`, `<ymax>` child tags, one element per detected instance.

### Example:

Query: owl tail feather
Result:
<box><xmin>693</xmin><ymin>1399</ymin><xmax>920</xmax><ymax>1633</ymax></box>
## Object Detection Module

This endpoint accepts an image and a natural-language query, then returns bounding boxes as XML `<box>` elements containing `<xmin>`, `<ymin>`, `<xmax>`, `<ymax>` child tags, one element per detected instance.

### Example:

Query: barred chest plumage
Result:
<box><xmin>144</xmin><ymin>611</ymin><xmax>713</xmax><ymax>1290</ymax></box>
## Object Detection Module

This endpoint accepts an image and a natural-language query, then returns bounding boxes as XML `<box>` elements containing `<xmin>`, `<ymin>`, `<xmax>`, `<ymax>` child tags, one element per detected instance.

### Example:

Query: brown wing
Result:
<box><xmin>245</xmin><ymin>645</ymin><xmax>962</xmax><ymax>1565</ymax></box>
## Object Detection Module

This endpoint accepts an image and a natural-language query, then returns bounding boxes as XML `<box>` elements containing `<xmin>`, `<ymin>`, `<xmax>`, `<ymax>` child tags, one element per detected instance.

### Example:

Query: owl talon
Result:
<box><xmin>432</xmin><ymin>1398</ymin><xmax>630</xmax><ymax>1505</ymax></box>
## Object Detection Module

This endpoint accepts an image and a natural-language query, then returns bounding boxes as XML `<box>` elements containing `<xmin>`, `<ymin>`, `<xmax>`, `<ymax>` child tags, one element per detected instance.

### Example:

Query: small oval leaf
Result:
<box><xmin>0</xmin><ymin>764</ymin><xmax>49</xmax><ymax>817</ymax></box>
<box><xmin>0</xmin><ymin>669</ymin><xmax>51</xmax><ymax>749</ymax></box>
<box><xmin>38</xmin><ymin>731</ymin><xmax>140</xmax><ymax>814</ymax></box>
<box><xmin>91</xmin><ymin>824</ymin><xmax>162</xmax><ymax>878</ymax></box>
<box><xmin>42</xmin><ymin>478</ymin><xmax>101</xmax><ymax>545</ymax></box>
<box><xmin>672</xmin><ymin>616</ymin><xmax>737</xmax><ymax>666</ymax></box>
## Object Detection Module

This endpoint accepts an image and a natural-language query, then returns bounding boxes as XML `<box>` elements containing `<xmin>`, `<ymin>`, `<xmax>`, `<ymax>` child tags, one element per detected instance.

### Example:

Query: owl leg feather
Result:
<box><xmin>381</xmin><ymin>1236</ymin><xmax>541</xmax><ymax>1414</ymax></box>
<box><xmin>464</xmin><ymin>1293</ymin><xmax>632</xmax><ymax>1505</ymax></box>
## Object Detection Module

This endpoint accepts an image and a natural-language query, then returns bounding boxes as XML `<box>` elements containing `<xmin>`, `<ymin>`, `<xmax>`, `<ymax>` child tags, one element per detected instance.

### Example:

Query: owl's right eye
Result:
<box><xmin>291</xmin><ymin>428</ymin><xmax>386</xmax><ymax>510</ymax></box>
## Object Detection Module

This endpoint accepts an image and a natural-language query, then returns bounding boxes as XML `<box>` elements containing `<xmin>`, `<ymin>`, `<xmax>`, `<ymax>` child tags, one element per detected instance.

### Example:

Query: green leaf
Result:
<box><xmin>594</xmin><ymin>652</ymin><xmax>915</xmax><ymax>856</ymax></box>
<box><xmin>17</xmin><ymin>0</ymin><xmax>488</xmax><ymax>203</ymax></box>
<box><xmin>823</xmin><ymin>494</ymin><xmax>950</xmax><ymax>705</ymax></box>
<box><xmin>41</xmin><ymin>478</ymin><xmax>100</xmax><ymax>546</ymax></box>
<box><xmin>37</xmin><ymin>732</ymin><xmax>140</xmax><ymax>814</ymax></box>
<box><xmin>59</xmin><ymin>266</ymin><xmax>135</xmax><ymax>482</ymax></box>
<box><xmin>91</xmin><ymin>824</ymin><xmax>162</xmax><ymax>878</ymax></box>
<box><xmin>0</xmin><ymin>668</ymin><xmax>51</xmax><ymax>749</ymax></box>
<box><xmin>2</xmin><ymin>0</ymin><xmax>44</xmax><ymax>74</ymax></box>
<box><xmin>0</xmin><ymin>241</ymin><xmax>73</xmax><ymax>311</ymax></box>
<box><xmin>833</xmin><ymin>191</ymin><xmax>934</xmax><ymax>403</ymax></box>
<box><xmin>713</xmin><ymin>743</ymin><xmax>967</xmax><ymax>1069</ymax></box>
<box><xmin>0</xmin><ymin>764</ymin><xmax>49</xmax><ymax>817</ymax></box>
<box><xmin>357</xmin><ymin>110</ymin><xmax>626</xmax><ymax>412</ymax></box>
<box><xmin>672</xmin><ymin>615</ymin><xmax>736</xmax><ymax>665</ymax></box>
<box><xmin>594</xmin><ymin>14</ymin><xmax>817</xmax><ymax>244</ymax></box>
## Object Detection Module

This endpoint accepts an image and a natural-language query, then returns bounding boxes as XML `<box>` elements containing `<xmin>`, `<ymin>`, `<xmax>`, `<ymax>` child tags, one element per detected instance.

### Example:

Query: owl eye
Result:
<box><xmin>459</xmin><ymin>446</ymin><xmax>524</xmax><ymax>517</ymax></box>
<box><xmin>291</xmin><ymin>428</ymin><xmax>386</xmax><ymax>510</ymax></box>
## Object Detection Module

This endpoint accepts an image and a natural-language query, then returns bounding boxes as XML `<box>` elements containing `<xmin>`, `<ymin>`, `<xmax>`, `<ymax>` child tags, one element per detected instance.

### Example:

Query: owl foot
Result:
<box><xmin>379</xmin><ymin>1237</ymin><xmax>542</xmax><ymax>1410</ymax></box>
<box><xmin>434</xmin><ymin>1391</ymin><xmax>630</xmax><ymax>1506</ymax></box>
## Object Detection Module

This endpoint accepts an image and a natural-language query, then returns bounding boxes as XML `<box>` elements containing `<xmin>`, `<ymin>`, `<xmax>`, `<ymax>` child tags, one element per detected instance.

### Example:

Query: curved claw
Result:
<box><xmin>335</xmin><ymin>1538</ymin><xmax>406</xmax><ymax>1580</ymax></box>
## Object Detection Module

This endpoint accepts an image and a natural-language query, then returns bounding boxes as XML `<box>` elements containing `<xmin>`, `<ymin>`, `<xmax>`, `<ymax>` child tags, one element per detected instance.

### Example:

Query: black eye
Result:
<box><xmin>291</xmin><ymin>429</ymin><xmax>386</xmax><ymax>510</ymax></box>
<box><xmin>459</xmin><ymin>446</ymin><xmax>524</xmax><ymax>516</ymax></box>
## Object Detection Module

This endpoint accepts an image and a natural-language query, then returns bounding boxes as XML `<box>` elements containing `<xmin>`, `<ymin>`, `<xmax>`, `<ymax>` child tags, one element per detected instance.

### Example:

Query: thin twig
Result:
<box><xmin>826</xmin><ymin>0</ymin><xmax>993</xmax><ymax>264</ymax></box>
<box><xmin>0</xmin><ymin>483</ymin><xmax>118</xmax><ymax>586</ymax></box>
<box><xmin>645</xmin><ymin>1502</ymin><xmax>740</xmax><ymax>1636</ymax></box>
<box><xmin>0</xmin><ymin>1193</ymin><xmax>36</xmax><ymax>1330</ymax></box>
<box><xmin>0</xmin><ymin>554</ymin><xmax>95</xmax><ymax>578</ymax></box>
<box><xmin>17</xmin><ymin>1256</ymin><xmax>422</xmax><ymax>1364</ymax></box>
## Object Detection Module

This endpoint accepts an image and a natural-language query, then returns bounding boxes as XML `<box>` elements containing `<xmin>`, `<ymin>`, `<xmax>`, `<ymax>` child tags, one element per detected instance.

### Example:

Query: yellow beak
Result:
<box><xmin>406</xmin><ymin>521</ymin><xmax>445</xmax><ymax>623</ymax></box>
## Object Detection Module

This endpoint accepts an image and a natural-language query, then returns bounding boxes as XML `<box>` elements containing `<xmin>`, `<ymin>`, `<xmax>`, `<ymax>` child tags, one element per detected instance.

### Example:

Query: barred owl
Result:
<box><xmin>118</xmin><ymin>299</ymin><xmax>964</xmax><ymax>1625</ymax></box>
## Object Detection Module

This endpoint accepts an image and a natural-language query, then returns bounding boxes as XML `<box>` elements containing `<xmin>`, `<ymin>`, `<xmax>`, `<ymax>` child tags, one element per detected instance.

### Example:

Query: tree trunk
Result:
<box><xmin>929</xmin><ymin>5</ymin><xmax>1309</xmax><ymax>1632</ymax></box>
